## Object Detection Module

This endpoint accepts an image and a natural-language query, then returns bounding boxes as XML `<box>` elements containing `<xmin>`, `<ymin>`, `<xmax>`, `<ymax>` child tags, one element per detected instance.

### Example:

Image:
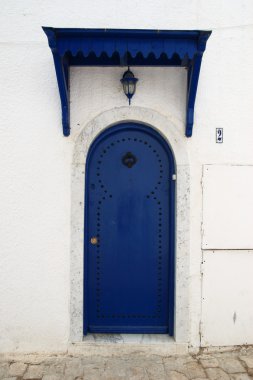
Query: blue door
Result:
<box><xmin>84</xmin><ymin>123</ymin><xmax>175</xmax><ymax>335</ymax></box>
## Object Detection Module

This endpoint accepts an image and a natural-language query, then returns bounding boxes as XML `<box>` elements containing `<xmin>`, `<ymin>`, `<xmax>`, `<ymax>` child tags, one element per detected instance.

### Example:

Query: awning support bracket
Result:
<box><xmin>186</xmin><ymin>32</ymin><xmax>210</xmax><ymax>137</ymax></box>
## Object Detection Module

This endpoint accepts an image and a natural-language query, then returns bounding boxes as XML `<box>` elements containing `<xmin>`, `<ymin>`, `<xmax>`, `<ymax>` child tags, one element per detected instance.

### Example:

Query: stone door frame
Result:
<box><xmin>70</xmin><ymin>106</ymin><xmax>190</xmax><ymax>344</ymax></box>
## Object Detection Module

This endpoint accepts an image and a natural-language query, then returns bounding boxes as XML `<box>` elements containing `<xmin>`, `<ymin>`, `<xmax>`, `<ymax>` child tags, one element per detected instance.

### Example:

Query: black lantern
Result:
<box><xmin>121</xmin><ymin>68</ymin><xmax>138</xmax><ymax>105</ymax></box>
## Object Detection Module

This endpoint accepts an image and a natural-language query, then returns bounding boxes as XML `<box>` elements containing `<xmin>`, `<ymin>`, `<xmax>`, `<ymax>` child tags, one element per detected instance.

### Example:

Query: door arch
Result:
<box><xmin>84</xmin><ymin>122</ymin><xmax>175</xmax><ymax>335</ymax></box>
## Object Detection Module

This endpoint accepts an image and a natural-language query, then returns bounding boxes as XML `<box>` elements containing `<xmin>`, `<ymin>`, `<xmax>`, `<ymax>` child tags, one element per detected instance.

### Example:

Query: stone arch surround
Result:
<box><xmin>70</xmin><ymin>106</ymin><xmax>190</xmax><ymax>344</ymax></box>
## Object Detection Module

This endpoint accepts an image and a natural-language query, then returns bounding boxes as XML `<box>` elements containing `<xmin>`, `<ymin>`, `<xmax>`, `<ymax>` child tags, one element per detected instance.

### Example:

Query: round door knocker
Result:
<box><xmin>122</xmin><ymin>152</ymin><xmax>137</xmax><ymax>168</ymax></box>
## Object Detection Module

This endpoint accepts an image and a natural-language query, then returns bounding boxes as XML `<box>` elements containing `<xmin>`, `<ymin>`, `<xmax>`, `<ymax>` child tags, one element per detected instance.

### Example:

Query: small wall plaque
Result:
<box><xmin>216</xmin><ymin>128</ymin><xmax>223</xmax><ymax>143</ymax></box>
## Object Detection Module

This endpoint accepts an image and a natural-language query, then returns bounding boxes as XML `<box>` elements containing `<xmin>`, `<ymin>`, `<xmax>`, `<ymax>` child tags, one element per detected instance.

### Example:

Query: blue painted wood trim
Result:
<box><xmin>89</xmin><ymin>326</ymin><xmax>169</xmax><ymax>333</ymax></box>
<box><xmin>42</xmin><ymin>27</ymin><xmax>211</xmax><ymax>137</ymax></box>
<box><xmin>43</xmin><ymin>27</ymin><xmax>70</xmax><ymax>136</ymax></box>
<box><xmin>186</xmin><ymin>32</ymin><xmax>210</xmax><ymax>137</ymax></box>
<box><xmin>53</xmin><ymin>53</ymin><xmax>70</xmax><ymax>136</ymax></box>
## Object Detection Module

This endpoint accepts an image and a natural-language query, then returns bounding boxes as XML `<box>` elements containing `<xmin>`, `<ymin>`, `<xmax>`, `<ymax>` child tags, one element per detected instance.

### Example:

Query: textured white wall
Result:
<box><xmin>0</xmin><ymin>0</ymin><xmax>253</xmax><ymax>352</ymax></box>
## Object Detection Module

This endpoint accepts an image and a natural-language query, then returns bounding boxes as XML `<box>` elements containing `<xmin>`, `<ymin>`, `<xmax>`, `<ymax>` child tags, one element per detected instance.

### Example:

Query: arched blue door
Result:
<box><xmin>84</xmin><ymin>123</ymin><xmax>175</xmax><ymax>335</ymax></box>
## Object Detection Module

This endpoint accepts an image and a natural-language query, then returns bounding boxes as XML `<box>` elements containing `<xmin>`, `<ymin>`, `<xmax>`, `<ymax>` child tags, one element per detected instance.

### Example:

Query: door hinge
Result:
<box><xmin>172</xmin><ymin>174</ymin><xmax>176</xmax><ymax>181</ymax></box>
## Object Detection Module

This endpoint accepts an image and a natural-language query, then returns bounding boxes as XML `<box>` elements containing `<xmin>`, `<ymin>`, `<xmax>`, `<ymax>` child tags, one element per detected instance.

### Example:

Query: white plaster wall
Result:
<box><xmin>0</xmin><ymin>0</ymin><xmax>253</xmax><ymax>352</ymax></box>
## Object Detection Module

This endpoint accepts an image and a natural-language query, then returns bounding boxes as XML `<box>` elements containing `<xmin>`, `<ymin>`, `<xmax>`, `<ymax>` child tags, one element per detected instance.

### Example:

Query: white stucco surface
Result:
<box><xmin>0</xmin><ymin>0</ymin><xmax>253</xmax><ymax>353</ymax></box>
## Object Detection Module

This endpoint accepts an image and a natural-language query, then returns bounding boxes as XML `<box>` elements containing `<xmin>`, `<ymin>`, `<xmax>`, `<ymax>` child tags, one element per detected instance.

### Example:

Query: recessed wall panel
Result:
<box><xmin>202</xmin><ymin>165</ymin><xmax>253</xmax><ymax>249</ymax></box>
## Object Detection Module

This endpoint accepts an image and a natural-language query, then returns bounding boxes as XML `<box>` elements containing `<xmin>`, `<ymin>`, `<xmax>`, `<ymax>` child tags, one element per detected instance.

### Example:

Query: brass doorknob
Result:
<box><xmin>90</xmin><ymin>236</ymin><xmax>98</xmax><ymax>245</ymax></box>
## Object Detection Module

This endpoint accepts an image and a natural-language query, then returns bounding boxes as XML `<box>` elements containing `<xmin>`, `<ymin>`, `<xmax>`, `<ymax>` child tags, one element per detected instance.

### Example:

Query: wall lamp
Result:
<box><xmin>121</xmin><ymin>68</ymin><xmax>138</xmax><ymax>105</ymax></box>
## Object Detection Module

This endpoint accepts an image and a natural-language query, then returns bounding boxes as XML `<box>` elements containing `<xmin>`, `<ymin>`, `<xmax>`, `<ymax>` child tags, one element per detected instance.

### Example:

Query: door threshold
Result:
<box><xmin>83</xmin><ymin>333</ymin><xmax>174</xmax><ymax>344</ymax></box>
<box><xmin>68</xmin><ymin>335</ymin><xmax>188</xmax><ymax>357</ymax></box>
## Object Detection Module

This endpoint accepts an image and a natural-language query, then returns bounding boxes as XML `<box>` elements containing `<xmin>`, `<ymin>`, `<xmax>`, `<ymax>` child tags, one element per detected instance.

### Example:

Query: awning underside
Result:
<box><xmin>43</xmin><ymin>28</ymin><xmax>211</xmax><ymax>137</ymax></box>
<box><xmin>65</xmin><ymin>52</ymin><xmax>191</xmax><ymax>67</ymax></box>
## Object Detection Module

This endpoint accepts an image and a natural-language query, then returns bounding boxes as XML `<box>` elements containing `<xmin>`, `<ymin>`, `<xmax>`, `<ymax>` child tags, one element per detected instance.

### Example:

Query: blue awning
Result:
<box><xmin>43</xmin><ymin>28</ymin><xmax>211</xmax><ymax>137</ymax></box>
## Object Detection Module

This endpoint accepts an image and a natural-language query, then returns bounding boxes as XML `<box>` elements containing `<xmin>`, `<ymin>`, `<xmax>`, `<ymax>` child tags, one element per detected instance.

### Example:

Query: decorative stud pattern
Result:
<box><xmin>95</xmin><ymin>152</ymin><xmax>113</xmax><ymax>320</ymax></box>
<box><xmin>94</xmin><ymin>136</ymin><xmax>165</xmax><ymax>320</ymax></box>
